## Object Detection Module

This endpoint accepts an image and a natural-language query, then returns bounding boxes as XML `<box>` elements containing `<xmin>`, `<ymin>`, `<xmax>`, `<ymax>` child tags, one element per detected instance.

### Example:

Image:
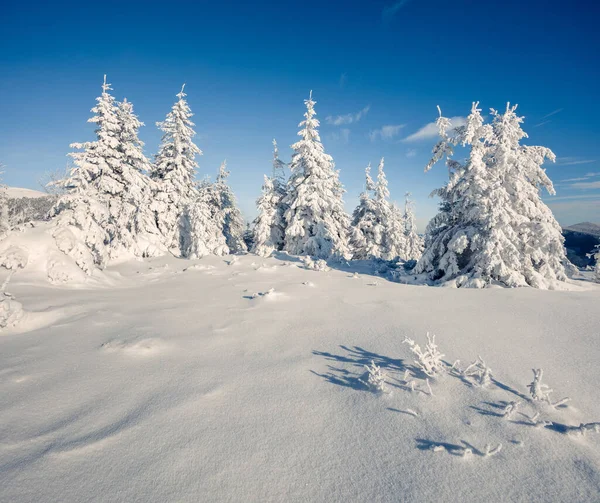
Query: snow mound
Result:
<box><xmin>0</xmin><ymin>222</ymin><xmax>108</xmax><ymax>286</ymax></box>
<box><xmin>6</xmin><ymin>187</ymin><xmax>47</xmax><ymax>199</ymax></box>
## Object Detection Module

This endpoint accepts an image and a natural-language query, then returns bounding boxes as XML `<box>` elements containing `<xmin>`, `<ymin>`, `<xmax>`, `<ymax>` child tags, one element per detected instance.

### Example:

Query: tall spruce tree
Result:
<box><xmin>350</xmin><ymin>164</ymin><xmax>381</xmax><ymax>259</ymax></box>
<box><xmin>151</xmin><ymin>84</ymin><xmax>202</xmax><ymax>255</ymax></box>
<box><xmin>282</xmin><ymin>92</ymin><xmax>350</xmax><ymax>259</ymax></box>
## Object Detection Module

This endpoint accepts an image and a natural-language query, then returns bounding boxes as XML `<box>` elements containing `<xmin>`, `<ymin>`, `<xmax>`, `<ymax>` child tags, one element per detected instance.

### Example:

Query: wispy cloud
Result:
<box><xmin>326</xmin><ymin>105</ymin><xmax>370</xmax><ymax>126</ymax></box>
<box><xmin>339</xmin><ymin>73</ymin><xmax>347</xmax><ymax>88</ymax></box>
<box><xmin>382</xmin><ymin>0</ymin><xmax>413</xmax><ymax>23</ymax></box>
<box><xmin>556</xmin><ymin>157</ymin><xmax>596</xmax><ymax>166</ymax></box>
<box><xmin>369</xmin><ymin>124</ymin><xmax>405</xmax><ymax>142</ymax></box>
<box><xmin>534</xmin><ymin>120</ymin><xmax>551</xmax><ymax>128</ymax></box>
<box><xmin>402</xmin><ymin>116</ymin><xmax>467</xmax><ymax>142</ymax></box>
<box><xmin>570</xmin><ymin>181</ymin><xmax>600</xmax><ymax>190</ymax></box>
<box><xmin>560</xmin><ymin>172</ymin><xmax>600</xmax><ymax>183</ymax></box>
<box><xmin>328</xmin><ymin>128</ymin><xmax>351</xmax><ymax>144</ymax></box>
<box><xmin>542</xmin><ymin>108</ymin><xmax>564</xmax><ymax>120</ymax></box>
<box><xmin>406</xmin><ymin>148</ymin><xmax>417</xmax><ymax>158</ymax></box>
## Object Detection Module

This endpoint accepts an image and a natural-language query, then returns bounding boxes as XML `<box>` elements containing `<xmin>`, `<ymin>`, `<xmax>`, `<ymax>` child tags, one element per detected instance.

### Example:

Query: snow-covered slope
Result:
<box><xmin>0</xmin><ymin>254</ymin><xmax>599</xmax><ymax>502</ymax></box>
<box><xmin>565</xmin><ymin>222</ymin><xmax>600</xmax><ymax>238</ymax></box>
<box><xmin>6</xmin><ymin>187</ymin><xmax>47</xmax><ymax>199</ymax></box>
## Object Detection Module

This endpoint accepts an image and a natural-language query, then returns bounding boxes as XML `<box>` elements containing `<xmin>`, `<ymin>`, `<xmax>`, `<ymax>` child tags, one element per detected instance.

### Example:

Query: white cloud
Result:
<box><xmin>560</xmin><ymin>172</ymin><xmax>600</xmax><ymax>183</ymax></box>
<box><xmin>556</xmin><ymin>157</ymin><xmax>596</xmax><ymax>166</ymax></box>
<box><xmin>326</xmin><ymin>106</ymin><xmax>370</xmax><ymax>126</ymax></box>
<box><xmin>534</xmin><ymin>120</ymin><xmax>551</xmax><ymax>128</ymax></box>
<box><xmin>402</xmin><ymin>116</ymin><xmax>467</xmax><ymax>142</ymax></box>
<box><xmin>328</xmin><ymin>128</ymin><xmax>351</xmax><ymax>144</ymax></box>
<box><xmin>570</xmin><ymin>181</ymin><xmax>600</xmax><ymax>190</ymax></box>
<box><xmin>382</xmin><ymin>0</ymin><xmax>413</xmax><ymax>22</ymax></box>
<box><xmin>406</xmin><ymin>149</ymin><xmax>417</xmax><ymax>158</ymax></box>
<box><xmin>369</xmin><ymin>124</ymin><xmax>405</xmax><ymax>142</ymax></box>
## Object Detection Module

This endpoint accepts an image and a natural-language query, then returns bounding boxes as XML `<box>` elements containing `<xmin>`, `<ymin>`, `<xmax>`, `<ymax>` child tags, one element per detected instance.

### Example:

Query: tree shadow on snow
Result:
<box><xmin>311</xmin><ymin>345</ymin><xmax>407</xmax><ymax>391</ymax></box>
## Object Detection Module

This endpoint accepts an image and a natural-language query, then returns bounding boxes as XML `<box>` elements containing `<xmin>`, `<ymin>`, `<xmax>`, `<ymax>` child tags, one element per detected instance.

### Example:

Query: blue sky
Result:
<box><xmin>1</xmin><ymin>0</ymin><xmax>599</xmax><ymax>229</ymax></box>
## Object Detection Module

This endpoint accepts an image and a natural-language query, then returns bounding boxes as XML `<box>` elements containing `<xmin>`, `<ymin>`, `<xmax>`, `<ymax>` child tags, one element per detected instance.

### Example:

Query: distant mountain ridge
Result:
<box><xmin>562</xmin><ymin>222</ymin><xmax>600</xmax><ymax>267</ymax></box>
<box><xmin>564</xmin><ymin>222</ymin><xmax>600</xmax><ymax>237</ymax></box>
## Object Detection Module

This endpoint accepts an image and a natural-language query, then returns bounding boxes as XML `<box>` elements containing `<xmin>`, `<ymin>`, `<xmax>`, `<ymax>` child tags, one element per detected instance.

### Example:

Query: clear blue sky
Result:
<box><xmin>1</xmin><ymin>0</ymin><xmax>599</xmax><ymax>229</ymax></box>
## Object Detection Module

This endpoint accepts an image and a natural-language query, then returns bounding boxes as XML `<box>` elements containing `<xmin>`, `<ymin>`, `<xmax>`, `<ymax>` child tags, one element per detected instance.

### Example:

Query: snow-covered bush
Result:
<box><xmin>282</xmin><ymin>92</ymin><xmax>351</xmax><ymax>259</ymax></box>
<box><xmin>301</xmin><ymin>255</ymin><xmax>330</xmax><ymax>272</ymax></box>
<box><xmin>403</xmin><ymin>333</ymin><xmax>446</xmax><ymax>377</ymax></box>
<box><xmin>359</xmin><ymin>360</ymin><xmax>389</xmax><ymax>393</ymax></box>
<box><xmin>587</xmin><ymin>244</ymin><xmax>600</xmax><ymax>282</ymax></box>
<box><xmin>414</xmin><ymin>102</ymin><xmax>570</xmax><ymax>289</ymax></box>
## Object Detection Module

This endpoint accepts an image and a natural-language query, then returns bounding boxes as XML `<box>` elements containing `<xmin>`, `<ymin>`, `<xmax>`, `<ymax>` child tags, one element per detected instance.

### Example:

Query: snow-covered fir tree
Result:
<box><xmin>51</xmin><ymin>76</ymin><xmax>163</xmax><ymax>270</ymax></box>
<box><xmin>251</xmin><ymin>175</ymin><xmax>279</xmax><ymax>257</ymax></box>
<box><xmin>349</xmin><ymin>164</ymin><xmax>381</xmax><ymax>259</ymax></box>
<box><xmin>0</xmin><ymin>165</ymin><xmax>9</xmax><ymax>236</ymax></box>
<box><xmin>213</xmin><ymin>161</ymin><xmax>247</xmax><ymax>253</ymax></box>
<box><xmin>151</xmin><ymin>84</ymin><xmax>202</xmax><ymax>255</ymax></box>
<box><xmin>415</xmin><ymin>102</ymin><xmax>569</xmax><ymax>289</ymax></box>
<box><xmin>592</xmin><ymin>245</ymin><xmax>600</xmax><ymax>282</ymax></box>
<box><xmin>402</xmin><ymin>193</ymin><xmax>424</xmax><ymax>261</ymax></box>
<box><xmin>374</xmin><ymin>158</ymin><xmax>407</xmax><ymax>260</ymax></box>
<box><xmin>251</xmin><ymin>140</ymin><xmax>287</xmax><ymax>256</ymax></box>
<box><xmin>270</xmin><ymin>139</ymin><xmax>288</xmax><ymax>250</ymax></box>
<box><xmin>282</xmin><ymin>92</ymin><xmax>350</xmax><ymax>259</ymax></box>
<box><xmin>182</xmin><ymin>181</ymin><xmax>229</xmax><ymax>258</ymax></box>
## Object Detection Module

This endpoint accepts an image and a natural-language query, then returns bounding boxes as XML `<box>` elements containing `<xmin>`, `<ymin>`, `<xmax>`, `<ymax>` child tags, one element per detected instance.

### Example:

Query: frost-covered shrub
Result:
<box><xmin>403</xmin><ymin>333</ymin><xmax>446</xmax><ymax>377</ymax></box>
<box><xmin>527</xmin><ymin>368</ymin><xmax>570</xmax><ymax>407</ymax></box>
<box><xmin>460</xmin><ymin>356</ymin><xmax>493</xmax><ymax>387</ymax></box>
<box><xmin>359</xmin><ymin>360</ymin><xmax>389</xmax><ymax>393</ymax></box>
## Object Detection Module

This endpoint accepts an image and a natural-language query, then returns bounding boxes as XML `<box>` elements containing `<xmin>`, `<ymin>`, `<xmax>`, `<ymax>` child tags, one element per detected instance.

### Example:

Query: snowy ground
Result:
<box><xmin>1</xmin><ymin>248</ymin><xmax>600</xmax><ymax>502</ymax></box>
<box><xmin>6</xmin><ymin>187</ymin><xmax>47</xmax><ymax>199</ymax></box>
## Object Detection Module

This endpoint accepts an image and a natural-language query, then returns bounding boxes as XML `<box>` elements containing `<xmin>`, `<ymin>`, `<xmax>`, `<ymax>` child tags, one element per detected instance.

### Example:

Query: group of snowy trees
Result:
<box><xmin>251</xmin><ymin>92</ymin><xmax>423</xmax><ymax>262</ymax></box>
<box><xmin>50</xmin><ymin>77</ymin><xmax>246</xmax><ymax>271</ymax></box>
<box><xmin>350</xmin><ymin>159</ymin><xmax>423</xmax><ymax>261</ymax></box>
<box><xmin>9</xmin><ymin>76</ymin><xmax>589</xmax><ymax>290</ymax></box>
<box><xmin>414</xmin><ymin>102</ymin><xmax>571</xmax><ymax>289</ymax></box>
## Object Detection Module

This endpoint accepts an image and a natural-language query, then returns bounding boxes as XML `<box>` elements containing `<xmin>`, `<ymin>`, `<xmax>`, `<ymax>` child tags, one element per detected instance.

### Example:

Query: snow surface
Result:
<box><xmin>1</xmin><ymin>246</ymin><xmax>600</xmax><ymax>502</ymax></box>
<box><xmin>6</xmin><ymin>187</ymin><xmax>47</xmax><ymax>199</ymax></box>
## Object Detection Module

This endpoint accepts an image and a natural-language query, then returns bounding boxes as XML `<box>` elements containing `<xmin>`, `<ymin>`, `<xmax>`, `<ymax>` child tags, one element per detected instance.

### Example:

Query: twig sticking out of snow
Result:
<box><xmin>501</xmin><ymin>401</ymin><xmax>520</xmax><ymax>419</ymax></box>
<box><xmin>483</xmin><ymin>444</ymin><xmax>503</xmax><ymax>457</ymax></box>
<box><xmin>527</xmin><ymin>368</ymin><xmax>570</xmax><ymax>407</ymax></box>
<box><xmin>359</xmin><ymin>360</ymin><xmax>389</xmax><ymax>393</ymax></box>
<box><xmin>403</xmin><ymin>333</ymin><xmax>446</xmax><ymax>377</ymax></box>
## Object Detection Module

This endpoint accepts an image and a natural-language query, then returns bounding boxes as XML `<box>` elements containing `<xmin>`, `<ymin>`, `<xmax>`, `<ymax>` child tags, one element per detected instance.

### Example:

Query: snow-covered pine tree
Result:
<box><xmin>182</xmin><ymin>181</ymin><xmax>229</xmax><ymax>258</ymax></box>
<box><xmin>592</xmin><ymin>244</ymin><xmax>600</xmax><ymax>282</ymax></box>
<box><xmin>213</xmin><ymin>161</ymin><xmax>247</xmax><ymax>253</ymax></box>
<box><xmin>403</xmin><ymin>193</ymin><xmax>424</xmax><ymax>261</ymax></box>
<box><xmin>486</xmin><ymin>104</ymin><xmax>568</xmax><ymax>288</ymax></box>
<box><xmin>270</xmin><ymin>139</ymin><xmax>288</xmax><ymax>250</ymax></box>
<box><xmin>282</xmin><ymin>92</ymin><xmax>351</xmax><ymax>259</ymax></box>
<box><xmin>51</xmin><ymin>76</ymin><xmax>163</xmax><ymax>271</ymax></box>
<box><xmin>0</xmin><ymin>164</ymin><xmax>9</xmax><ymax>236</ymax></box>
<box><xmin>349</xmin><ymin>164</ymin><xmax>380</xmax><ymax>259</ymax></box>
<box><xmin>151</xmin><ymin>84</ymin><xmax>202</xmax><ymax>255</ymax></box>
<box><xmin>251</xmin><ymin>175</ymin><xmax>279</xmax><ymax>257</ymax></box>
<box><xmin>373</xmin><ymin>158</ymin><xmax>407</xmax><ymax>261</ymax></box>
<box><xmin>415</xmin><ymin>102</ymin><xmax>569</xmax><ymax>289</ymax></box>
